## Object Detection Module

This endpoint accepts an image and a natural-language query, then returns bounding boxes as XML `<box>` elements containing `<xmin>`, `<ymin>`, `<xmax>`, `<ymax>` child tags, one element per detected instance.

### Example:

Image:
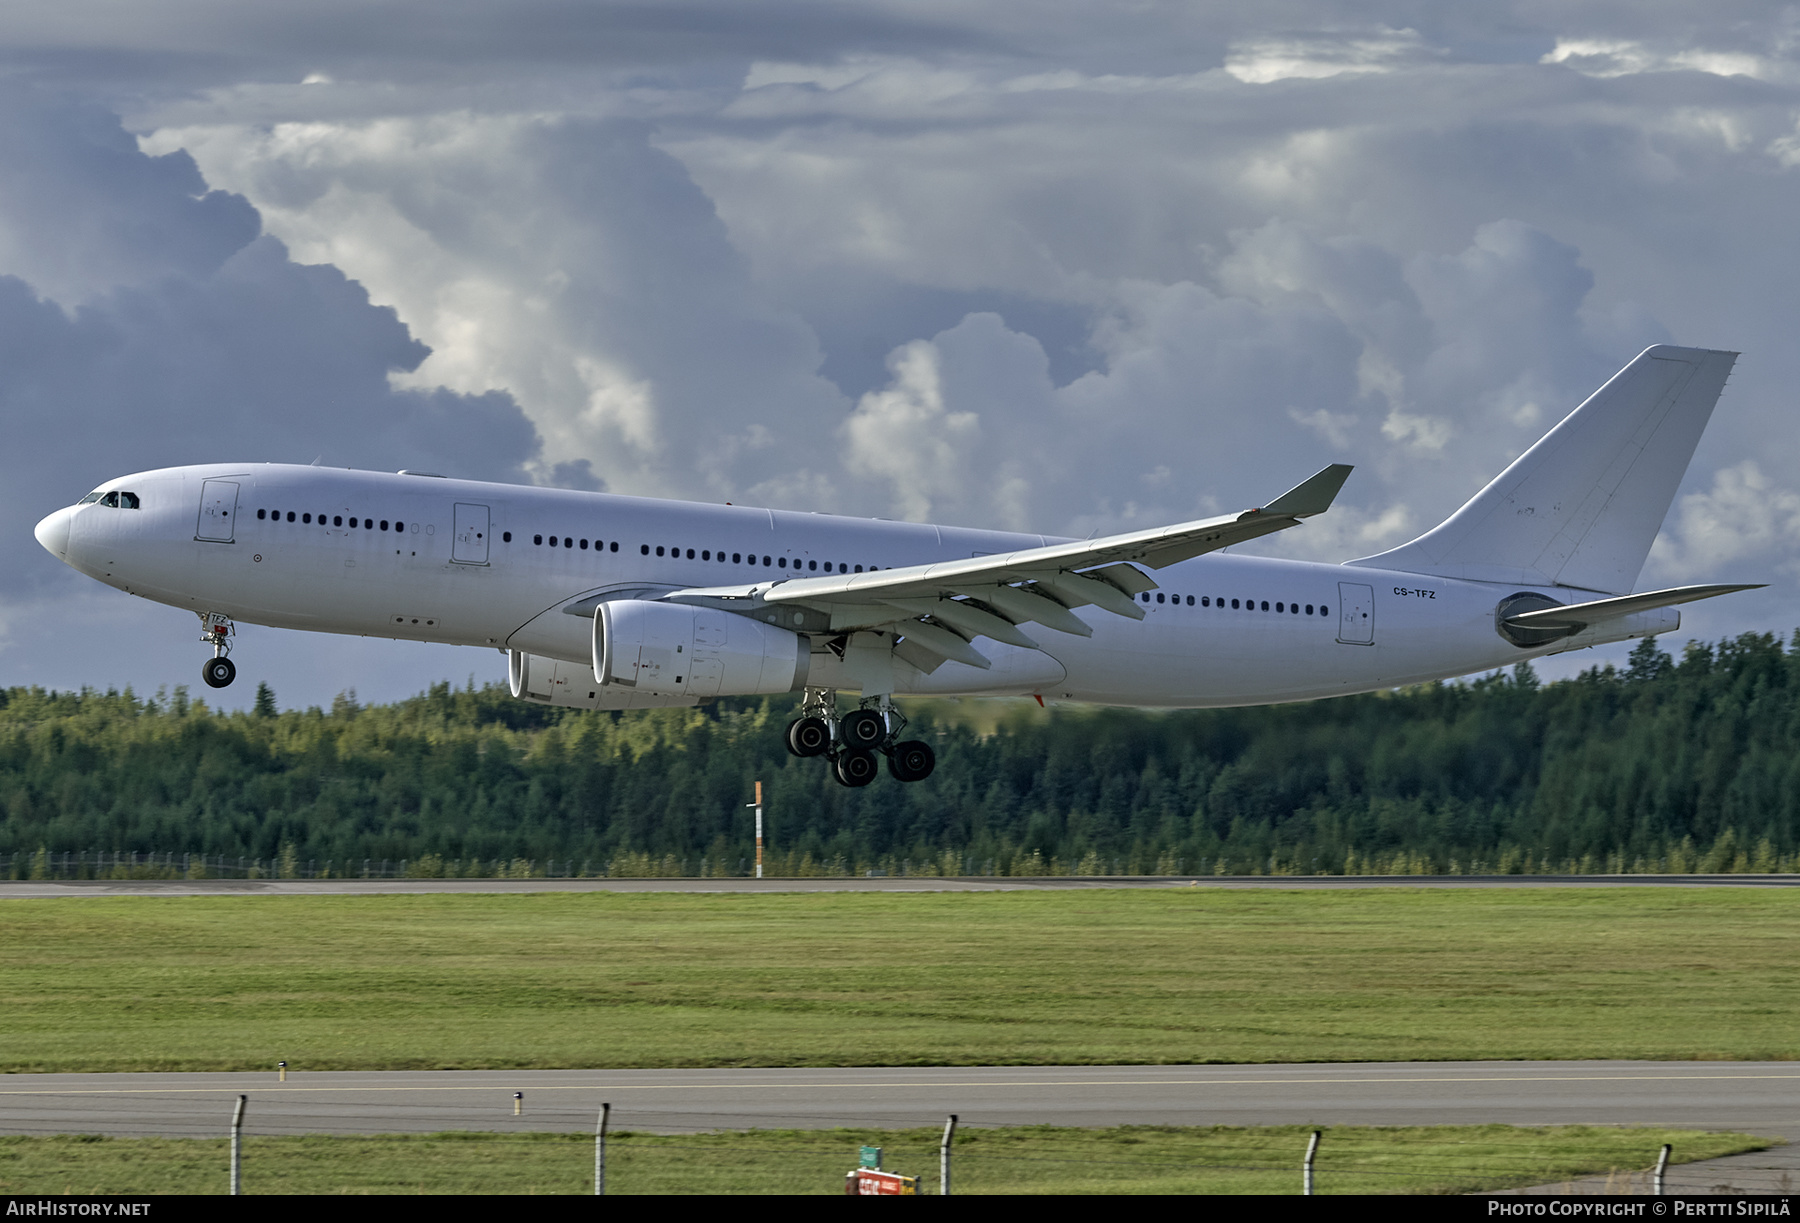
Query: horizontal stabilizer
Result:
<box><xmin>1503</xmin><ymin>583</ymin><xmax>1763</xmax><ymax>631</ymax></box>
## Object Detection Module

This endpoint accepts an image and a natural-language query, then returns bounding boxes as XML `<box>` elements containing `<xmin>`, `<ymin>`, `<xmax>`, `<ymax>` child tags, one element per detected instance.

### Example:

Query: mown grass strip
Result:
<box><xmin>3</xmin><ymin>888</ymin><xmax>1798</xmax><ymax>1071</ymax></box>
<box><xmin>0</xmin><ymin>1125</ymin><xmax>1767</xmax><ymax>1195</ymax></box>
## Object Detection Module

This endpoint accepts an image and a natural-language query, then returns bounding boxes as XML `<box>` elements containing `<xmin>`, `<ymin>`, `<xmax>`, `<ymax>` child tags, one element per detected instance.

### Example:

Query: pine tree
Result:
<box><xmin>1626</xmin><ymin>636</ymin><xmax>1672</xmax><ymax>684</ymax></box>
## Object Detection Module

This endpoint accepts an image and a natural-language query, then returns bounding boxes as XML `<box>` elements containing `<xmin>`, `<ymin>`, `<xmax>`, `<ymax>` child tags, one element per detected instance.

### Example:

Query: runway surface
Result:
<box><xmin>3</xmin><ymin>1062</ymin><xmax>1793</xmax><ymax>1192</ymax></box>
<box><xmin>5</xmin><ymin>874</ymin><xmax>1800</xmax><ymax>897</ymax></box>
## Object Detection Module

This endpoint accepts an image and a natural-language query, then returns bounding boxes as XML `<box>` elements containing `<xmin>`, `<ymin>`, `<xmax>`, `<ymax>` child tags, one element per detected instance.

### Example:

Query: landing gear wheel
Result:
<box><xmin>839</xmin><ymin>708</ymin><xmax>887</xmax><ymax>751</ymax></box>
<box><xmin>786</xmin><ymin>716</ymin><xmax>831</xmax><ymax>758</ymax></box>
<box><xmin>887</xmin><ymin>740</ymin><xmax>936</xmax><ymax>783</ymax></box>
<box><xmin>202</xmin><ymin>657</ymin><xmax>237</xmax><ymax>689</ymax></box>
<box><xmin>833</xmin><ymin>749</ymin><xmax>879</xmax><ymax>787</ymax></box>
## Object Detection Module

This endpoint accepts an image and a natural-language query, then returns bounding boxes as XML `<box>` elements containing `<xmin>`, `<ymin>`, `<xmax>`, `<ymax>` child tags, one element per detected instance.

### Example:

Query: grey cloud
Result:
<box><xmin>0</xmin><ymin>100</ymin><xmax>540</xmax><ymax>608</ymax></box>
<box><xmin>4</xmin><ymin>0</ymin><xmax>1799</xmax><ymax>704</ymax></box>
<box><xmin>0</xmin><ymin>96</ymin><xmax>259</xmax><ymax>302</ymax></box>
<box><xmin>163</xmin><ymin>114</ymin><xmax>848</xmax><ymax>504</ymax></box>
<box><xmin>838</xmin><ymin>219</ymin><xmax>1674</xmax><ymax>560</ymax></box>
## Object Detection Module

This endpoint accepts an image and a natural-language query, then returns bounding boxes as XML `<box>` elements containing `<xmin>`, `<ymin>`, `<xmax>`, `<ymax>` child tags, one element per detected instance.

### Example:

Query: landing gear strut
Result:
<box><xmin>784</xmin><ymin>689</ymin><xmax>936</xmax><ymax>786</ymax></box>
<box><xmin>199</xmin><ymin>612</ymin><xmax>237</xmax><ymax>689</ymax></box>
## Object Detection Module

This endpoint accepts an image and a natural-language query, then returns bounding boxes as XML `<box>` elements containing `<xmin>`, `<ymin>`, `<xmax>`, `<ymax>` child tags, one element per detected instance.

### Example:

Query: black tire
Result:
<box><xmin>887</xmin><ymin>740</ymin><xmax>936</xmax><ymax>783</ymax></box>
<box><xmin>202</xmin><ymin>657</ymin><xmax>236</xmax><ymax>689</ymax></box>
<box><xmin>839</xmin><ymin>708</ymin><xmax>887</xmax><ymax>751</ymax></box>
<box><xmin>833</xmin><ymin>748</ymin><xmax>879</xmax><ymax>787</ymax></box>
<box><xmin>787</xmin><ymin>716</ymin><xmax>831</xmax><ymax>758</ymax></box>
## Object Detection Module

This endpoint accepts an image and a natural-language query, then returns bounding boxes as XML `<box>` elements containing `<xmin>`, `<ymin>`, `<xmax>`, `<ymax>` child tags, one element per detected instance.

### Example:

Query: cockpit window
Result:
<box><xmin>78</xmin><ymin>490</ymin><xmax>104</xmax><ymax>505</ymax></box>
<box><xmin>81</xmin><ymin>489</ymin><xmax>140</xmax><ymax>508</ymax></box>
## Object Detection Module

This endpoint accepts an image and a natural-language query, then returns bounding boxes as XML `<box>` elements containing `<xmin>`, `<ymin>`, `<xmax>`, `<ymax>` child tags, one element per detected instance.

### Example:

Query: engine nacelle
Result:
<box><xmin>595</xmin><ymin>599</ymin><xmax>810</xmax><ymax>698</ymax></box>
<box><xmin>508</xmin><ymin>649</ymin><xmax>699</xmax><ymax>710</ymax></box>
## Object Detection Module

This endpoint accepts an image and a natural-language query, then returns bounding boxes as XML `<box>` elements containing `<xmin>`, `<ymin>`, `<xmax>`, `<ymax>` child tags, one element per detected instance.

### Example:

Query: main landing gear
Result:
<box><xmin>199</xmin><ymin>612</ymin><xmax>237</xmax><ymax>689</ymax></box>
<box><xmin>785</xmin><ymin>689</ymin><xmax>935</xmax><ymax>787</ymax></box>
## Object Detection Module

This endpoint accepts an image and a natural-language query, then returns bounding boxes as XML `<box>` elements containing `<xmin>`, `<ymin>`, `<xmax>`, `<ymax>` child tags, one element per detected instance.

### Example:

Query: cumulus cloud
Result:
<box><xmin>1652</xmin><ymin>461</ymin><xmax>1800</xmax><ymax>579</ymax></box>
<box><xmin>150</xmin><ymin>113</ymin><xmax>849</xmax><ymax>503</ymax></box>
<box><xmin>0</xmin><ymin>97</ymin><xmax>538</xmax><ymax>668</ymax></box>
<box><xmin>831</xmin><ymin>218</ymin><xmax>1658</xmax><ymax>563</ymax></box>
<box><xmin>0</xmin><ymin>0</ymin><xmax>1796</xmax><ymax>700</ymax></box>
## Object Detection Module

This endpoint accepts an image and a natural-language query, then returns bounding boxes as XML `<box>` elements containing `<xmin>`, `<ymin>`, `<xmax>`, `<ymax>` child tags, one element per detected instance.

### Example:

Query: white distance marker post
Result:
<box><xmin>746</xmin><ymin>781</ymin><xmax>764</xmax><ymax>879</ymax></box>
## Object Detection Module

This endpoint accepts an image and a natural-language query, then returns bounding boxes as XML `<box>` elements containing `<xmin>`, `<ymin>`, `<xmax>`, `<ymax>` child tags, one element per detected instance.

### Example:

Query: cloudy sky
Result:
<box><xmin>4</xmin><ymin>1</ymin><xmax>1797</xmax><ymax>709</ymax></box>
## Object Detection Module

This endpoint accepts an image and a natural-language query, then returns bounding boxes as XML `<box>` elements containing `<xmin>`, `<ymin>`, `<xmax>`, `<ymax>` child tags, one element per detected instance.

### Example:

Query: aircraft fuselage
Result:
<box><xmin>35</xmin><ymin>462</ymin><xmax>1648</xmax><ymax>708</ymax></box>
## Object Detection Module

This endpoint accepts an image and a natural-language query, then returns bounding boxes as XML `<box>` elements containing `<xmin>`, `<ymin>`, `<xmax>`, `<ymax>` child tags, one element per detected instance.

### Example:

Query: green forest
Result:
<box><xmin>4</xmin><ymin>632</ymin><xmax>1800</xmax><ymax>878</ymax></box>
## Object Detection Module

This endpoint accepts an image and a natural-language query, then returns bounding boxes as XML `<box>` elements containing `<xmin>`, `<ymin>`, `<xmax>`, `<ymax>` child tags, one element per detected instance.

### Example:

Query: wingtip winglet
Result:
<box><xmin>1260</xmin><ymin>463</ymin><xmax>1354</xmax><ymax>519</ymax></box>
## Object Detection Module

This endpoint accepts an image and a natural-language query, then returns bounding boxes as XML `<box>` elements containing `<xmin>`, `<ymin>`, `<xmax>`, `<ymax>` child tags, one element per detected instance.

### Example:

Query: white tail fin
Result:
<box><xmin>1348</xmin><ymin>345</ymin><xmax>1737</xmax><ymax>594</ymax></box>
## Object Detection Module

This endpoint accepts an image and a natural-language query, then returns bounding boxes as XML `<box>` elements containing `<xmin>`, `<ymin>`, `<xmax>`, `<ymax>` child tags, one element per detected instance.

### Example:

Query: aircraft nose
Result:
<box><xmin>34</xmin><ymin>506</ymin><xmax>73</xmax><ymax>559</ymax></box>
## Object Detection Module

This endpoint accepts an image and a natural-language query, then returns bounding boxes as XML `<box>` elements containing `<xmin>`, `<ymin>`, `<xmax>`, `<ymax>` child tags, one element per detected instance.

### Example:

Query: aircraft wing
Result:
<box><xmin>664</xmin><ymin>464</ymin><xmax>1352</xmax><ymax>670</ymax></box>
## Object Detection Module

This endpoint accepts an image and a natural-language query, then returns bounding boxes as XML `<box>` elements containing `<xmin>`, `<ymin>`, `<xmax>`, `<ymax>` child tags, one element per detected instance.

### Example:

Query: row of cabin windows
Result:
<box><xmin>1143</xmin><ymin>591</ymin><xmax>1330</xmax><ymax>617</ymax></box>
<box><xmin>523</xmin><ymin>534</ymin><xmax>878</xmax><ymax>573</ymax></box>
<box><xmin>79</xmin><ymin>490</ymin><xmax>141</xmax><ymax>508</ymax></box>
<box><xmin>516</xmin><ymin>534</ymin><xmax>618</xmax><ymax>551</ymax></box>
<box><xmin>258</xmin><ymin>509</ymin><xmax>407</xmax><ymax>532</ymax></box>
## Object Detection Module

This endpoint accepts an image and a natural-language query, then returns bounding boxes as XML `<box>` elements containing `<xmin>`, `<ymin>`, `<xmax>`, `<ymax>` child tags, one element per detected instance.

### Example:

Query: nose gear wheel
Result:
<box><xmin>198</xmin><ymin>612</ymin><xmax>237</xmax><ymax>688</ymax></box>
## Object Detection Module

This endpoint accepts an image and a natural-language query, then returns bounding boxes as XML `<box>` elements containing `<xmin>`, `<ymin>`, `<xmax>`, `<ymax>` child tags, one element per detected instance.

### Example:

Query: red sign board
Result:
<box><xmin>846</xmin><ymin>1168</ymin><xmax>918</xmax><ymax>1195</ymax></box>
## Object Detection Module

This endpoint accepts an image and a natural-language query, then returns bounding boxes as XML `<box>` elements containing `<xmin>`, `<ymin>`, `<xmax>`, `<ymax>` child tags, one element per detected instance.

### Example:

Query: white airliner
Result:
<box><xmin>34</xmin><ymin>344</ymin><xmax>1759</xmax><ymax>786</ymax></box>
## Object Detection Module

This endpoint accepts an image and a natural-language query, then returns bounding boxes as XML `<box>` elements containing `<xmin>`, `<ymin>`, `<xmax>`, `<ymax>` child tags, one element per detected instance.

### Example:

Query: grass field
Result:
<box><xmin>0</xmin><ymin>1125</ymin><xmax>1768</xmax><ymax>1195</ymax></box>
<box><xmin>7</xmin><ymin>886</ymin><xmax>1792</xmax><ymax>1073</ymax></box>
<box><xmin>3</xmin><ymin>887</ymin><xmax>1798</xmax><ymax>1071</ymax></box>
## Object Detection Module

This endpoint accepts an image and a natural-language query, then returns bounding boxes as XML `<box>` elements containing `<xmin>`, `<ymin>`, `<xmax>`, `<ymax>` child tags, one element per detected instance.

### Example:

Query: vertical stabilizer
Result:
<box><xmin>1347</xmin><ymin>345</ymin><xmax>1736</xmax><ymax>594</ymax></box>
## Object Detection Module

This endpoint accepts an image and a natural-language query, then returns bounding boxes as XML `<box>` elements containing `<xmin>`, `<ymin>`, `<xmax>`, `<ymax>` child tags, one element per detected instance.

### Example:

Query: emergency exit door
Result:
<box><xmin>452</xmin><ymin>503</ymin><xmax>490</xmax><ymax>564</ymax></box>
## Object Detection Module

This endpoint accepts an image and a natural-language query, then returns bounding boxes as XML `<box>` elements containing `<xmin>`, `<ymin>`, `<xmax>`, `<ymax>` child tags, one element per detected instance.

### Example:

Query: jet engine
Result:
<box><xmin>508</xmin><ymin>649</ymin><xmax>699</xmax><ymax>710</ymax></box>
<box><xmin>595</xmin><ymin>599</ymin><xmax>810</xmax><ymax>698</ymax></box>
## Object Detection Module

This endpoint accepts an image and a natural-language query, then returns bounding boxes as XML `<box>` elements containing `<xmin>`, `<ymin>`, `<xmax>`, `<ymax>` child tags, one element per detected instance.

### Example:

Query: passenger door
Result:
<box><xmin>195</xmin><ymin>480</ymin><xmax>239</xmax><ymax>543</ymax></box>
<box><xmin>1336</xmin><ymin>582</ymin><xmax>1374</xmax><ymax>645</ymax></box>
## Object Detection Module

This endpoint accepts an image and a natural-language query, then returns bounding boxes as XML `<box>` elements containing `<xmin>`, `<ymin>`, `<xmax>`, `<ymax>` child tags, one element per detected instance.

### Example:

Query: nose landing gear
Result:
<box><xmin>784</xmin><ymin>689</ymin><xmax>936</xmax><ymax>785</ymax></box>
<box><xmin>199</xmin><ymin>612</ymin><xmax>237</xmax><ymax>689</ymax></box>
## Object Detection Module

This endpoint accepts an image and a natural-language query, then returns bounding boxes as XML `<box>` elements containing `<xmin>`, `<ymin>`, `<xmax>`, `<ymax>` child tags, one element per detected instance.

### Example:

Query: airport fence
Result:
<box><xmin>0</xmin><ymin>1092</ymin><xmax>1749</xmax><ymax>1196</ymax></box>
